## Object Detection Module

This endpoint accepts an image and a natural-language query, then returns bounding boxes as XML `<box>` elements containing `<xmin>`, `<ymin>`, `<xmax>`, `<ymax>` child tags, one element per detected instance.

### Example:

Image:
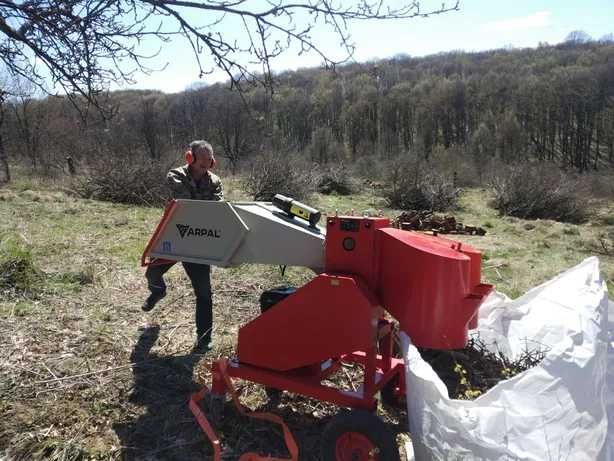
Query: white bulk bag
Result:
<box><xmin>402</xmin><ymin>257</ymin><xmax>611</xmax><ymax>460</ymax></box>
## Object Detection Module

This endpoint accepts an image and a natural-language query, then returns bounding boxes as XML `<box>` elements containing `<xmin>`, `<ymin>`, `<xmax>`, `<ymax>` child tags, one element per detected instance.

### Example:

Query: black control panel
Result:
<box><xmin>339</xmin><ymin>218</ymin><xmax>360</xmax><ymax>232</ymax></box>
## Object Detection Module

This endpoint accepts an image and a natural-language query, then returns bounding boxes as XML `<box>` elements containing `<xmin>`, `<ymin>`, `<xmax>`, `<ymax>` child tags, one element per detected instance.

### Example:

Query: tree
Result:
<box><xmin>469</xmin><ymin>122</ymin><xmax>495</xmax><ymax>182</ymax></box>
<box><xmin>342</xmin><ymin>74</ymin><xmax>378</xmax><ymax>157</ymax></box>
<box><xmin>8</xmin><ymin>82</ymin><xmax>47</xmax><ymax>169</ymax></box>
<box><xmin>0</xmin><ymin>0</ymin><xmax>458</xmax><ymax>104</ymax></box>
<box><xmin>497</xmin><ymin>110</ymin><xmax>524</xmax><ymax>161</ymax></box>
<box><xmin>310</xmin><ymin>73</ymin><xmax>344</xmax><ymax>143</ymax></box>
<box><xmin>565</xmin><ymin>30</ymin><xmax>592</xmax><ymax>44</ymax></box>
<box><xmin>385</xmin><ymin>81</ymin><xmax>415</xmax><ymax>152</ymax></box>
<box><xmin>0</xmin><ymin>88</ymin><xmax>9</xmax><ymax>183</ymax></box>
<box><xmin>139</xmin><ymin>93</ymin><xmax>167</xmax><ymax>159</ymax></box>
<box><xmin>598</xmin><ymin>33</ymin><xmax>614</xmax><ymax>44</ymax></box>
<box><xmin>209</xmin><ymin>87</ymin><xmax>262</xmax><ymax>173</ymax></box>
<box><xmin>275</xmin><ymin>86</ymin><xmax>313</xmax><ymax>151</ymax></box>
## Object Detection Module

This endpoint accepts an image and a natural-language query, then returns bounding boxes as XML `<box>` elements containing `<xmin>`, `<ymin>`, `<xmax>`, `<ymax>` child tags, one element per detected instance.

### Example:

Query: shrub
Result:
<box><xmin>316</xmin><ymin>164</ymin><xmax>358</xmax><ymax>195</ymax></box>
<box><xmin>0</xmin><ymin>234</ymin><xmax>42</xmax><ymax>296</ymax></box>
<box><xmin>351</xmin><ymin>155</ymin><xmax>389</xmax><ymax>182</ymax></box>
<box><xmin>431</xmin><ymin>145</ymin><xmax>490</xmax><ymax>188</ymax></box>
<box><xmin>489</xmin><ymin>163</ymin><xmax>588</xmax><ymax>223</ymax></box>
<box><xmin>244</xmin><ymin>152</ymin><xmax>315</xmax><ymax>201</ymax></box>
<box><xmin>383</xmin><ymin>157</ymin><xmax>461</xmax><ymax>211</ymax></box>
<box><xmin>578</xmin><ymin>171</ymin><xmax>614</xmax><ymax>200</ymax></box>
<box><xmin>72</xmin><ymin>156</ymin><xmax>171</xmax><ymax>206</ymax></box>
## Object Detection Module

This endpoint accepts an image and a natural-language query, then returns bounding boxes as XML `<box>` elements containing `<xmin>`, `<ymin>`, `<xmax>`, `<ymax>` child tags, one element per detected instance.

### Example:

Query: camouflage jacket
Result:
<box><xmin>167</xmin><ymin>165</ymin><xmax>224</xmax><ymax>201</ymax></box>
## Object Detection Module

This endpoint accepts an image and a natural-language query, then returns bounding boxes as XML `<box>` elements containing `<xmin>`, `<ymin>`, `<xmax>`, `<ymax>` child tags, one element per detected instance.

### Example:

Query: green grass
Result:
<box><xmin>0</xmin><ymin>178</ymin><xmax>612</xmax><ymax>460</ymax></box>
<box><xmin>447</xmin><ymin>188</ymin><xmax>614</xmax><ymax>297</ymax></box>
<box><xmin>0</xmin><ymin>232</ymin><xmax>42</xmax><ymax>296</ymax></box>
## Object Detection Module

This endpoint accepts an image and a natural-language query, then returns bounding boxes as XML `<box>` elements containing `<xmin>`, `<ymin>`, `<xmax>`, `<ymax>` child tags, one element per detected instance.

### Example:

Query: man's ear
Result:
<box><xmin>210</xmin><ymin>156</ymin><xmax>216</xmax><ymax>168</ymax></box>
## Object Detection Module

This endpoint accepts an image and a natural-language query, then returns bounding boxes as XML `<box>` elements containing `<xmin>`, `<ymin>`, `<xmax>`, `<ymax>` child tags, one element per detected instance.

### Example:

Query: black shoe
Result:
<box><xmin>192</xmin><ymin>338</ymin><xmax>213</xmax><ymax>354</ymax></box>
<box><xmin>141</xmin><ymin>291</ymin><xmax>166</xmax><ymax>312</ymax></box>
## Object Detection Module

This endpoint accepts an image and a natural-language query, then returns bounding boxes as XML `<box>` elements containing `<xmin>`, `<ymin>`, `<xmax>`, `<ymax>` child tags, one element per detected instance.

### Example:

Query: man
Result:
<box><xmin>142</xmin><ymin>140</ymin><xmax>223</xmax><ymax>353</ymax></box>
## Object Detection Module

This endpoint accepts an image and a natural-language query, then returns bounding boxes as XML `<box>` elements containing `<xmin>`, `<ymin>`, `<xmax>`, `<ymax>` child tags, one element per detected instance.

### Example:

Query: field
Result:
<box><xmin>1</xmin><ymin>174</ymin><xmax>613</xmax><ymax>460</ymax></box>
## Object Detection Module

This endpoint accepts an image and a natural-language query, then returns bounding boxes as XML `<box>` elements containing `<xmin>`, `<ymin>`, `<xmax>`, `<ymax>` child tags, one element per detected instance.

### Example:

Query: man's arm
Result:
<box><xmin>212</xmin><ymin>178</ymin><xmax>224</xmax><ymax>201</ymax></box>
<box><xmin>167</xmin><ymin>169</ymin><xmax>194</xmax><ymax>200</ymax></box>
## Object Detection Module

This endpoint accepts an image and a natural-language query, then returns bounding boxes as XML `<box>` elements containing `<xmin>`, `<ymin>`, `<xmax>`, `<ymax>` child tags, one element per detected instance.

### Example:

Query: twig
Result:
<box><xmin>12</xmin><ymin>364</ymin><xmax>46</xmax><ymax>378</ymax></box>
<box><xmin>159</xmin><ymin>322</ymin><xmax>191</xmax><ymax>351</ymax></box>
<box><xmin>32</xmin><ymin>364</ymin><xmax>132</xmax><ymax>384</ymax></box>
<box><xmin>42</xmin><ymin>362</ymin><xmax>59</xmax><ymax>380</ymax></box>
<box><xmin>483</xmin><ymin>263</ymin><xmax>508</xmax><ymax>271</ymax></box>
<box><xmin>32</xmin><ymin>358</ymin><xmax>153</xmax><ymax>385</ymax></box>
<box><xmin>143</xmin><ymin>439</ymin><xmax>204</xmax><ymax>456</ymax></box>
<box><xmin>42</xmin><ymin>424</ymin><xmax>54</xmax><ymax>437</ymax></box>
<box><xmin>342</xmin><ymin>366</ymin><xmax>357</xmax><ymax>392</ymax></box>
<box><xmin>160</xmin><ymin>292</ymin><xmax>191</xmax><ymax>308</ymax></box>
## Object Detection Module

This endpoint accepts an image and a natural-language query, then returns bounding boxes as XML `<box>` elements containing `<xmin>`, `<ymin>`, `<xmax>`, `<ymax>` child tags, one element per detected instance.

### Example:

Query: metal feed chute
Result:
<box><xmin>142</xmin><ymin>199</ymin><xmax>325</xmax><ymax>270</ymax></box>
<box><xmin>141</xmin><ymin>196</ymin><xmax>494</xmax><ymax>460</ymax></box>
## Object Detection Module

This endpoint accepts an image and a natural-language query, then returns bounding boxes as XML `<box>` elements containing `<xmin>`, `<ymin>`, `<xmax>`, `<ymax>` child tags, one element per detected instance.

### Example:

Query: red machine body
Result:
<box><xmin>378</xmin><ymin>229</ymin><xmax>492</xmax><ymax>348</ymax></box>
<box><xmin>238</xmin><ymin>273</ymin><xmax>379</xmax><ymax>371</ymax></box>
<box><xmin>323</xmin><ymin>216</ymin><xmax>490</xmax><ymax>349</ymax></box>
<box><xmin>324</xmin><ymin>216</ymin><xmax>390</xmax><ymax>291</ymax></box>
<box><xmin>140</xmin><ymin>200</ymin><xmax>496</xmax><ymax>457</ymax></box>
<box><xmin>195</xmin><ymin>214</ymin><xmax>494</xmax><ymax>458</ymax></box>
<box><xmin>222</xmin><ymin>215</ymin><xmax>493</xmax><ymax>410</ymax></box>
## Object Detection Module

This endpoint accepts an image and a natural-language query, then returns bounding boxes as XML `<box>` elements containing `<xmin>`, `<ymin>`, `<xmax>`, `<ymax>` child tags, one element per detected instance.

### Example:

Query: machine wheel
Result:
<box><xmin>321</xmin><ymin>409</ymin><xmax>400</xmax><ymax>461</ymax></box>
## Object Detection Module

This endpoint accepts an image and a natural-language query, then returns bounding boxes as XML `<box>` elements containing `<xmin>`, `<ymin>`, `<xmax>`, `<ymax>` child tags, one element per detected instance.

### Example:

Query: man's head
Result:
<box><xmin>187</xmin><ymin>140</ymin><xmax>215</xmax><ymax>178</ymax></box>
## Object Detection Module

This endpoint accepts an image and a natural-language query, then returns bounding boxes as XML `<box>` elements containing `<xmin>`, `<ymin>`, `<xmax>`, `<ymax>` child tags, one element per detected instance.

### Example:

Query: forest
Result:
<box><xmin>1</xmin><ymin>38</ymin><xmax>613</xmax><ymax>190</ymax></box>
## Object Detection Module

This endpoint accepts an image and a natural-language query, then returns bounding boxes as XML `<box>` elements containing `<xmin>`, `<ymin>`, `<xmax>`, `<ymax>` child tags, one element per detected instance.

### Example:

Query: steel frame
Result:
<box><xmin>210</xmin><ymin>319</ymin><xmax>405</xmax><ymax>411</ymax></box>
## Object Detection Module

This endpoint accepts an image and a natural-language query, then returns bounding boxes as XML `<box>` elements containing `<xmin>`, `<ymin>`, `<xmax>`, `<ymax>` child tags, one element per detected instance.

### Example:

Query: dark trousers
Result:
<box><xmin>145</xmin><ymin>262</ymin><xmax>212</xmax><ymax>342</ymax></box>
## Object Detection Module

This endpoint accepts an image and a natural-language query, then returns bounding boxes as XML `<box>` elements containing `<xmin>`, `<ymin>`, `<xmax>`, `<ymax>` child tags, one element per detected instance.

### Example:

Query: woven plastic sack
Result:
<box><xmin>401</xmin><ymin>257</ymin><xmax>611</xmax><ymax>460</ymax></box>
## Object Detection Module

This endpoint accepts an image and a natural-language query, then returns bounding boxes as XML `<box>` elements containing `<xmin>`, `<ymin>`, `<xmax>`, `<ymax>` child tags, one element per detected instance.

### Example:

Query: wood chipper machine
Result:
<box><xmin>142</xmin><ymin>195</ymin><xmax>493</xmax><ymax>460</ymax></box>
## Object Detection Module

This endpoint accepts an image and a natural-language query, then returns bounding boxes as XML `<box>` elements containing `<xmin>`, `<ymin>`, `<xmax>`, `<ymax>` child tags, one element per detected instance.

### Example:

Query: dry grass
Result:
<box><xmin>1</xmin><ymin>175</ymin><xmax>612</xmax><ymax>460</ymax></box>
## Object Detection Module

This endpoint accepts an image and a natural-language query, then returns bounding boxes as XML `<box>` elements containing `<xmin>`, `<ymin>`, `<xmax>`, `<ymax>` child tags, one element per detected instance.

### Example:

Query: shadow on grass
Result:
<box><xmin>114</xmin><ymin>326</ymin><xmax>406</xmax><ymax>460</ymax></box>
<box><xmin>112</xmin><ymin>325</ymin><xmax>316</xmax><ymax>460</ymax></box>
<box><xmin>113</xmin><ymin>325</ymin><xmax>209</xmax><ymax>460</ymax></box>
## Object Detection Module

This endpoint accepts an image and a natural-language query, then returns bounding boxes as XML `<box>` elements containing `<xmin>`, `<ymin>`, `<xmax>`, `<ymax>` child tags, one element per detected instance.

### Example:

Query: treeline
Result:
<box><xmin>1</xmin><ymin>39</ymin><xmax>614</xmax><ymax>181</ymax></box>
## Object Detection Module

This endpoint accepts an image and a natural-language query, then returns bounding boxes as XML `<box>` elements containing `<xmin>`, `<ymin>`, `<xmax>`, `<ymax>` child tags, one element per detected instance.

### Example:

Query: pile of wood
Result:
<box><xmin>393</xmin><ymin>210</ymin><xmax>487</xmax><ymax>236</ymax></box>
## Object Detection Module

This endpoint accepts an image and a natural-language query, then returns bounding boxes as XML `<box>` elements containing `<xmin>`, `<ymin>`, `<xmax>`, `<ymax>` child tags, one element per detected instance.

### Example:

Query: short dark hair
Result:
<box><xmin>190</xmin><ymin>140</ymin><xmax>213</xmax><ymax>158</ymax></box>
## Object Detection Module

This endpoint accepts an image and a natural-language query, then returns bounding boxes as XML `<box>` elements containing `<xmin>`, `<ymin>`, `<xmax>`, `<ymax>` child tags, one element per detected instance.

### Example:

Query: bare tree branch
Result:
<box><xmin>0</xmin><ymin>0</ymin><xmax>459</xmax><ymax>104</ymax></box>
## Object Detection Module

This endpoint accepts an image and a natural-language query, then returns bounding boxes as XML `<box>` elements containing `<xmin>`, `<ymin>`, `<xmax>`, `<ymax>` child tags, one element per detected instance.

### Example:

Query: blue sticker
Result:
<box><xmin>162</xmin><ymin>241</ymin><xmax>171</xmax><ymax>253</ymax></box>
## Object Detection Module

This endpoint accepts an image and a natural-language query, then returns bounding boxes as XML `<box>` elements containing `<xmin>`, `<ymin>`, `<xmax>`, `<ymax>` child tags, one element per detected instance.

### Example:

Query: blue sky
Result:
<box><xmin>124</xmin><ymin>0</ymin><xmax>614</xmax><ymax>94</ymax></box>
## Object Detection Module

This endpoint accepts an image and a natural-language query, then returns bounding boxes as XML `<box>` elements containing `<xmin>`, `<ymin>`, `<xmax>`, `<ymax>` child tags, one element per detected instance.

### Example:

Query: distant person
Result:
<box><xmin>142</xmin><ymin>140</ymin><xmax>223</xmax><ymax>353</ymax></box>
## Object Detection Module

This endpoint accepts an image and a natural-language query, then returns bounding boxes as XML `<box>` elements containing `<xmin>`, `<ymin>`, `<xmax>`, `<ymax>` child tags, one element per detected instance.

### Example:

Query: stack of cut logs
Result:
<box><xmin>393</xmin><ymin>210</ymin><xmax>487</xmax><ymax>236</ymax></box>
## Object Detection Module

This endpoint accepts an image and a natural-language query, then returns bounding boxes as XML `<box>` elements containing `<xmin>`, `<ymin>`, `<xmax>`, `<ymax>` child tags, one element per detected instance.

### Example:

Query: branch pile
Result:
<box><xmin>393</xmin><ymin>210</ymin><xmax>487</xmax><ymax>235</ymax></box>
<box><xmin>420</xmin><ymin>336</ymin><xmax>547</xmax><ymax>400</ymax></box>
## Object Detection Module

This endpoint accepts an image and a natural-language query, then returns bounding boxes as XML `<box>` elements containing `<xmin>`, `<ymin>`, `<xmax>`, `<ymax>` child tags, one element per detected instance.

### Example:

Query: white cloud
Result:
<box><xmin>482</xmin><ymin>11</ymin><xmax>552</xmax><ymax>33</ymax></box>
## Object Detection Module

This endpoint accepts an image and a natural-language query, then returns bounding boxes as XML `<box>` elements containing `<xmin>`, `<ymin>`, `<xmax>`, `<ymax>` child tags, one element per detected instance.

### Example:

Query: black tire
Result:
<box><xmin>321</xmin><ymin>409</ymin><xmax>400</xmax><ymax>461</ymax></box>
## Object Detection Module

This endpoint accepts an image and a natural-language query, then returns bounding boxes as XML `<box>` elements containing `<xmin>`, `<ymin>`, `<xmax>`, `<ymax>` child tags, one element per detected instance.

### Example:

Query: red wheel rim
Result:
<box><xmin>335</xmin><ymin>431</ymin><xmax>379</xmax><ymax>461</ymax></box>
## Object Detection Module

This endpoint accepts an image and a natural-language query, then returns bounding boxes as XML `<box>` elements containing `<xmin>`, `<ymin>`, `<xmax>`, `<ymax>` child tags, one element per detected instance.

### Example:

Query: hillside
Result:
<box><xmin>1</xmin><ymin>40</ymin><xmax>614</xmax><ymax>186</ymax></box>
